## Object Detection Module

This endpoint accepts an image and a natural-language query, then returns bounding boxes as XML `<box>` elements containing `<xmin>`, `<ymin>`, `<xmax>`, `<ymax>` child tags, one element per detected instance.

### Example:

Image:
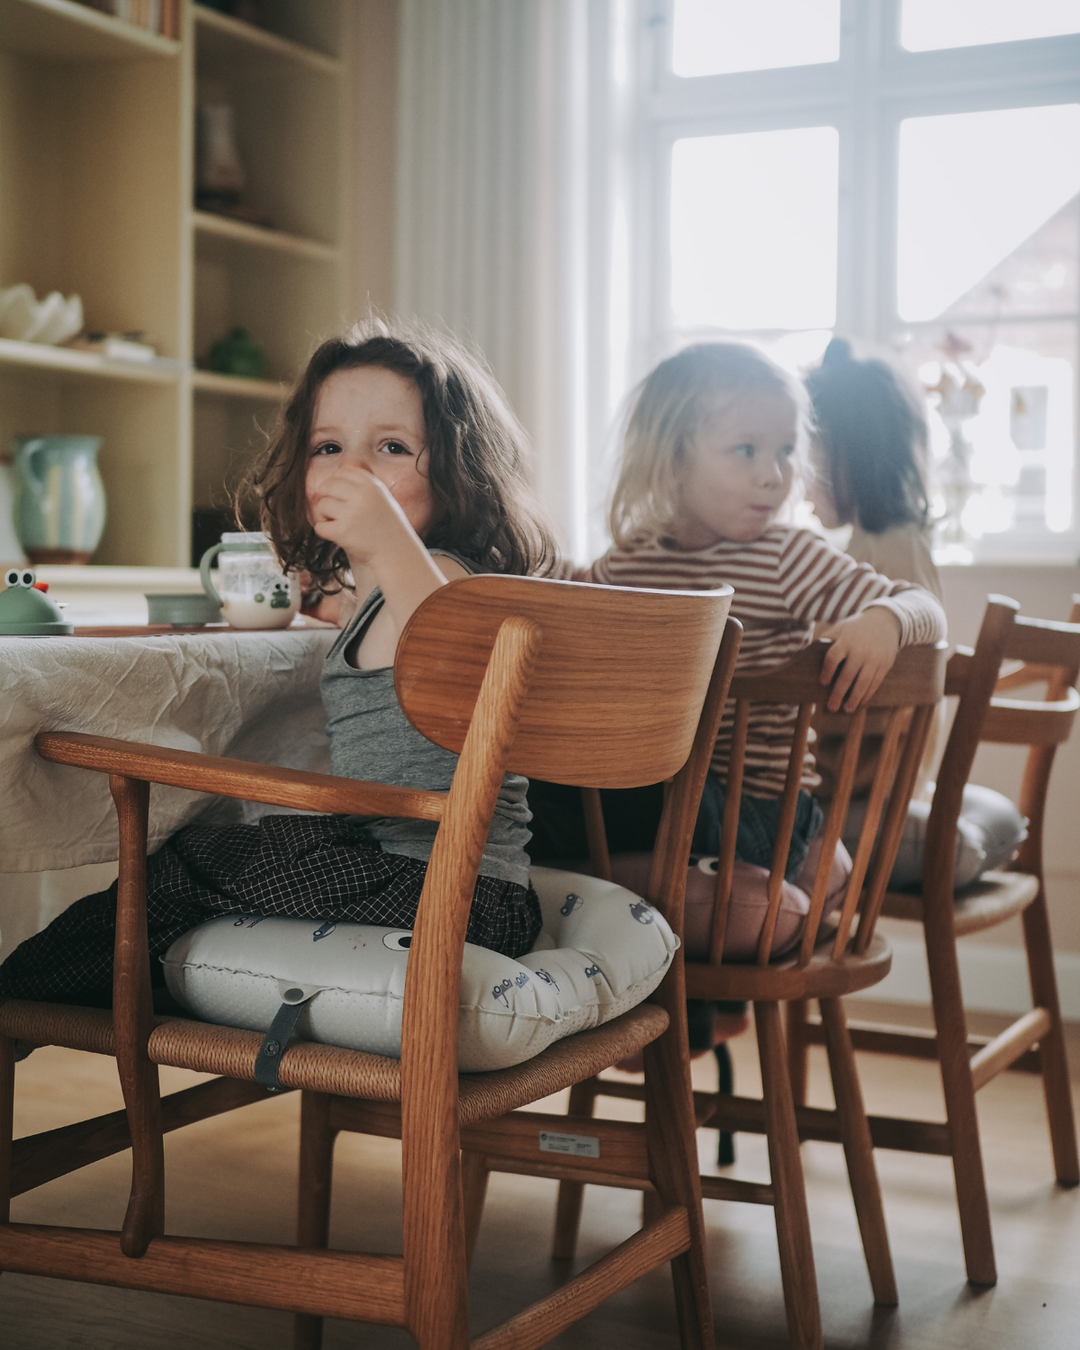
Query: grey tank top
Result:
<box><xmin>320</xmin><ymin>551</ymin><xmax>532</xmax><ymax>887</ymax></box>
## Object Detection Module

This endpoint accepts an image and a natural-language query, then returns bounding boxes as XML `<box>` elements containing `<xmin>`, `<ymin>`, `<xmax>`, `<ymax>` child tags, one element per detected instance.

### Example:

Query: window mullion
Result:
<box><xmin>836</xmin><ymin>0</ymin><xmax>884</xmax><ymax>341</ymax></box>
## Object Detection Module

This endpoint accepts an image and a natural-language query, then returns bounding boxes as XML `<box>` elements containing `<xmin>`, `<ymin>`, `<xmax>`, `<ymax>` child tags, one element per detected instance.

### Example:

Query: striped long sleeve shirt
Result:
<box><xmin>582</xmin><ymin>525</ymin><xmax>946</xmax><ymax>798</ymax></box>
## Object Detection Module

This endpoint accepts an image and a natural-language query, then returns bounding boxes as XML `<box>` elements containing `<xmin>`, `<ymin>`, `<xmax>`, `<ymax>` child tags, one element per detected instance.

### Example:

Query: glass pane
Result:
<box><xmin>897</xmin><ymin>104</ymin><xmax>1080</xmax><ymax>323</ymax></box>
<box><xmin>897</xmin><ymin>323</ymin><xmax>1078</xmax><ymax>543</ymax></box>
<box><xmin>902</xmin><ymin>0</ymin><xmax>1080</xmax><ymax>52</ymax></box>
<box><xmin>928</xmin><ymin>196</ymin><xmax>1080</xmax><ymax>324</ymax></box>
<box><xmin>672</xmin><ymin>0</ymin><xmax>840</xmax><ymax>78</ymax></box>
<box><xmin>670</xmin><ymin>126</ymin><xmax>838</xmax><ymax>331</ymax></box>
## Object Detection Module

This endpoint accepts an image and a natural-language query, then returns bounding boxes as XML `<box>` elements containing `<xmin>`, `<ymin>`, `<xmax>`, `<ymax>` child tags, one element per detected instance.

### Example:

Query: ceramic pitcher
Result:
<box><xmin>200</xmin><ymin>531</ymin><xmax>300</xmax><ymax>629</ymax></box>
<box><xmin>0</xmin><ymin>458</ymin><xmax>27</xmax><ymax>565</ymax></box>
<box><xmin>13</xmin><ymin>435</ymin><xmax>106</xmax><ymax>565</ymax></box>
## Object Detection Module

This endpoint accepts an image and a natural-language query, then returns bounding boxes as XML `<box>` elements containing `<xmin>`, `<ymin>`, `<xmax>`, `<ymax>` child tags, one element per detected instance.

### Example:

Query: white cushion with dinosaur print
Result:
<box><xmin>161</xmin><ymin>866</ymin><xmax>678</xmax><ymax>1073</ymax></box>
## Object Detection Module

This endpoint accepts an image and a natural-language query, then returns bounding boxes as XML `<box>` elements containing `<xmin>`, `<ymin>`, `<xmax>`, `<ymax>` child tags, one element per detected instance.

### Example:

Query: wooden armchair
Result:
<box><xmin>787</xmin><ymin>595</ymin><xmax>1080</xmax><ymax>1287</ymax></box>
<box><xmin>472</xmin><ymin>638</ymin><xmax>947</xmax><ymax>1350</ymax></box>
<box><xmin>0</xmin><ymin>574</ymin><xmax>736</xmax><ymax>1350</ymax></box>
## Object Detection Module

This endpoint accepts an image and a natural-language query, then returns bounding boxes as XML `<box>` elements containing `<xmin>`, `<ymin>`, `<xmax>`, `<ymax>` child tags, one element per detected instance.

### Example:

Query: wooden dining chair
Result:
<box><xmin>787</xmin><ymin>595</ymin><xmax>1080</xmax><ymax>1288</ymax></box>
<box><xmin>470</xmin><ymin>638</ymin><xmax>947</xmax><ymax>1350</ymax></box>
<box><xmin>0</xmin><ymin>573</ymin><xmax>736</xmax><ymax>1350</ymax></box>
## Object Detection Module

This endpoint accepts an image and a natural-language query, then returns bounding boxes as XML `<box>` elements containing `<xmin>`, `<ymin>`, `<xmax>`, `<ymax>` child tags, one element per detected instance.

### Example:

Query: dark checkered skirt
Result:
<box><xmin>0</xmin><ymin>814</ymin><xmax>542</xmax><ymax>1009</ymax></box>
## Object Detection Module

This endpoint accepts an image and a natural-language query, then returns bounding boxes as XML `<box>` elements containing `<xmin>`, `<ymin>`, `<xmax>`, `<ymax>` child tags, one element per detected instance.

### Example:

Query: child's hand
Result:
<box><xmin>298</xmin><ymin>572</ymin><xmax>356</xmax><ymax>627</ymax></box>
<box><xmin>817</xmin><ymin>607</ymin><xmax>902</xmax><ymax>712</ymax></box>
<box><xmin>308</xmin><ymin>464</ymin><xmax>414</xmax><ymax>567</ymax></box>
<box><xmin>307</xmin><ymin>461</ymin><xmax>450</xmax><ymax>659</ymax></box>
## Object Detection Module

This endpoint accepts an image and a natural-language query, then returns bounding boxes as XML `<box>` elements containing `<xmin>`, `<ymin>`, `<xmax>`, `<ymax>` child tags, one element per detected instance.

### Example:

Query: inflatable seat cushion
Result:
<box><xmin>162</xmin><ymin>865</ymin><xmax>678</xmax><ymax>1074</ymax></box>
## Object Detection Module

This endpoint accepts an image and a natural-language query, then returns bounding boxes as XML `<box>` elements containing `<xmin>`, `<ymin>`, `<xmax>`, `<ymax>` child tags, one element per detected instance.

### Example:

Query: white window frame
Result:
<box><xmin>632</xmin><ymin>0</ymin><xmax>1080</xmax><ymax>562</ymax></box>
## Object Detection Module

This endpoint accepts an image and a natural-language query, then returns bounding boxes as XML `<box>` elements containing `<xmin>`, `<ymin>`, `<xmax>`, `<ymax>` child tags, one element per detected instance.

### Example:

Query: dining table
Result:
<box><xmin>0</xmin><ymin>622</ymin><xmax>337</xmax><ymax>962</ymax></box>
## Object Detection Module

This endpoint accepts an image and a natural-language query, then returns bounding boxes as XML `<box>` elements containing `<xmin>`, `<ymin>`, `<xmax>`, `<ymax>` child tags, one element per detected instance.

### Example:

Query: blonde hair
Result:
<box><xmin>609</xmin><ymin>342</ymin><xmax>806</xmax><ymax>548</ymax></box>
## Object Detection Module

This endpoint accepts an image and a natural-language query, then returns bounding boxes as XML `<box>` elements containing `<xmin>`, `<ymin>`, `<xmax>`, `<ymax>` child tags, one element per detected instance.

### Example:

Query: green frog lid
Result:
<box><xmin>0</xmin><ymin>567</ymin><xmax>75</xmax><ymax>636</ymax></box>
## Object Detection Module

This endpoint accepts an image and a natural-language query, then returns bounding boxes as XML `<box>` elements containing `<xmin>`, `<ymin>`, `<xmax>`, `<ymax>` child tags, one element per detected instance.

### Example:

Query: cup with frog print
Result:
<box><xmin>199</xmin><ymin>532</ymin><xmax>300</xmax><ymax>629</ymax></box>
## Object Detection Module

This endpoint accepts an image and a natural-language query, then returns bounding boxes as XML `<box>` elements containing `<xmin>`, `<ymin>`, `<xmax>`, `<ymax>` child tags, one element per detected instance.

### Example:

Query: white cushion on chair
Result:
<box><xmin>161</xmin><ymin>866</ymin><xmax>678</xmax><ymax>1073</ymax></box>
<box><xmin>844</xmin><ymin>783</ymin><xmax>1027</xmax><ymax>891</ymax></box>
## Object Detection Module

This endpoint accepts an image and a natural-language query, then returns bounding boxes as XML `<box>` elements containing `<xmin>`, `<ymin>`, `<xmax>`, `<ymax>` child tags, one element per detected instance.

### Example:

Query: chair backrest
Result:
<box><xmin>706</xmin><ymin>640</ymin><xmax>946</xmax><ymax>967</ymax></box>
<box><xmin>964</xmin><ymin>596</ymin><xmax>1080</xmax><ymax>880</ymax></box>
<box><xmin>922</xmin><ymin>596</ymin><xmax>1080</xmax><ymax>892</ymax></box>
<box><xmin>396</xmin><ymin>574</ymin><xmax>733</xmax><ymax>787</ymax></box>
<box><xmin>393</xmin><ymin>575</ymin><xmax>737</xmax><ymax>1093</ymax></box>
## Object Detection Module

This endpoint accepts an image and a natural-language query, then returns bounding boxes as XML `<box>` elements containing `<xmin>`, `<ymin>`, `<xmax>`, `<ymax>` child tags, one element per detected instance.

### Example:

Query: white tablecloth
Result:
<box><xmin>2</xmin><ymin>627</ymin><xmax>337</xmax><ymax>873</ymax></box>
<box><xmin>1</xmin><ymin>627</ymin><xmax>337</xmax><ymax>960</ymax></box>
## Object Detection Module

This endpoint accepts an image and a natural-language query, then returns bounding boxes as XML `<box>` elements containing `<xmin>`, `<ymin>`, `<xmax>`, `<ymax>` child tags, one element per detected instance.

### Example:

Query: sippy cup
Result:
<box><xmin>199</xmin><ymin>532</ymin><xmax>300</xmax><ymax>630</ymax></box>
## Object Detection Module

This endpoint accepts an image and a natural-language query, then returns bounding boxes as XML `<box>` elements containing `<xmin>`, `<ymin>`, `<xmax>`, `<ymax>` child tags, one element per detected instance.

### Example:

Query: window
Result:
<box><xmin>640</xmin><ymin>0</ymin><xmax>1080</xmax><ymax>560</ymax></box>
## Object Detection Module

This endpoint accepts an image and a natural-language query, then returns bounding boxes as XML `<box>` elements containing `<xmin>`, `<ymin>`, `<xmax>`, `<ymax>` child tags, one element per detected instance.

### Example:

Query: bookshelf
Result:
<box><xmin>0</xmin><ymin>0</ymin><xmax>353</xmax><ymax>566</ymax></box>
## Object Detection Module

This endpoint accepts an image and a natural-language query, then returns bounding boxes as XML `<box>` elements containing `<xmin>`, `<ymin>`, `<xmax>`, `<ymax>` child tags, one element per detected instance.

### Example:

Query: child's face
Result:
<box><xmin>305</xmin><ymin>365</ymin><xmax>438</xmax><ymax>539</ymax></box>
<box><xmin>805</xmin><ymin>438</ymin><xmax>844</xmax><ymax>530</ymax></box>
<box><xmin>671</xmin><ymin>390</ymin><xmax>797</xmax><ymax>547</ymax></box>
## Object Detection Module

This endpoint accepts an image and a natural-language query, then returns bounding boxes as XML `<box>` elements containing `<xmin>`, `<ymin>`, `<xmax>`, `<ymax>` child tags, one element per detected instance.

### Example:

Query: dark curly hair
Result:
<box><xmin>242</xmin><ymin>318</ymin><xmax>557</xmax><ymax>589</ymax></box>
<box><xmin>806</xmin><ymin>336</ymin><xmax>930</xmax><ymax>534</ymax></box>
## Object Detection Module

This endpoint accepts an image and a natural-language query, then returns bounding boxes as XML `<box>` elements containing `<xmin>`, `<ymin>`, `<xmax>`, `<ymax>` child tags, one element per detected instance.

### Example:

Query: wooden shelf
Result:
<box><xmin>192</xmin><ymin>370</ymin><xmax>289</xmax><ymax>401</ymax></box>
<box><xmin>193</xmin><ymin>4</ymin><xmax>342</xmax><ymax>76</ymax></box>
<box><xmin>0</xmin><ymin>338</ymin><xmax>183</xmax><ymax>384</ymax></box>
<box><xmin>192</xmin><ymin>210</ymin><xmax>339</xmax><ymax>262</ymax></box>
<box><xmin>2</xmin><ymin>0</ymin><xmax>352</xmax><ymax>567</ymax></box>
<box><xmin>0</xmin><ymin>0</ymin><xmax>179</xmax><ymax>61</ymax></box>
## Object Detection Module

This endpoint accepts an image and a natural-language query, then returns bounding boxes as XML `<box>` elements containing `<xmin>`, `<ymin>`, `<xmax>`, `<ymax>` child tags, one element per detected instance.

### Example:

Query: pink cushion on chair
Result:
<box><xmin>599</xmin><ymin>834</ymin><xmax>852</xmax><ymax>962</ymax></box>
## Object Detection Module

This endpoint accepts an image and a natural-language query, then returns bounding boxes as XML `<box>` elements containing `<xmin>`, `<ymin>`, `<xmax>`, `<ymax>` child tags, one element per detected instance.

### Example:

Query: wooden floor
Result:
<box><xmin>3</xmin><ymin>1002</ymin><xmax>1079</xmax><ymax>1349</ymax></box>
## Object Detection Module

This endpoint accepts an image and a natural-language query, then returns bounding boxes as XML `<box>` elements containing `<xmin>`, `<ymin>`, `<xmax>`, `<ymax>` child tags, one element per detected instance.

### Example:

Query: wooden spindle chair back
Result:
<box><xmin>708</xmin><ymin>641</ymin><xmax>943</xmax><ymax>974</ymax></box>
<box><xmin>917</xmin><ymin>598</ymin><xmax>1080</xmax><ymax>923</ymax></box>
<box><xmin>959</xmin><ymin>604</ymin><xmax>1080</xmax><ymax>886</ymax></box>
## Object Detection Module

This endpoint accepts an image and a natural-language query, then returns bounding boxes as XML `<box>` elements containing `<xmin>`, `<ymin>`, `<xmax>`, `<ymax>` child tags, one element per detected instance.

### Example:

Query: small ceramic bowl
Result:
<box><xmin>146</xmin><ymin>593</ymin><xmax>222</xmax><ymax>628</ymax></box>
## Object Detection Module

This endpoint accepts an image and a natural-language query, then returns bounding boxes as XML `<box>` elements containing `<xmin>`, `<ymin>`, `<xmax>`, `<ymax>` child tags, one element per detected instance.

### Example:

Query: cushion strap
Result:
<box><xmin>255</xmin><ymin>995</ymin><xmax>314</xmax><ymax>1091</ymax></box>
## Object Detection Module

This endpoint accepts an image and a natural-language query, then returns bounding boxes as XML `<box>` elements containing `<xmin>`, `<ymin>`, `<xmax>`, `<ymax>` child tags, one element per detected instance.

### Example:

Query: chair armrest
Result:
<box><xmin>34</xmin><ymin>732</ymin><xmax>446</xmax><ymax>822</ymax></box>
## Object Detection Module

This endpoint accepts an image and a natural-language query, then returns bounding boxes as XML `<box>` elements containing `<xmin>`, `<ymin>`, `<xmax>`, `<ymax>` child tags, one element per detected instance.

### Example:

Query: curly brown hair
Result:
<box><xmin>243</xmin><ymin>318</ymin><xmax>556</xmax><ymax>589</ymax></box>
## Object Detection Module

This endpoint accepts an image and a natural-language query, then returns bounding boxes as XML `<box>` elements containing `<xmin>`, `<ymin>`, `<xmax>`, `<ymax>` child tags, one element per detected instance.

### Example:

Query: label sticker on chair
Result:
<box><xmin>538</xmin><ymin>1130</ymin><xmax>600</xmax><ymax>1159</ymax></box>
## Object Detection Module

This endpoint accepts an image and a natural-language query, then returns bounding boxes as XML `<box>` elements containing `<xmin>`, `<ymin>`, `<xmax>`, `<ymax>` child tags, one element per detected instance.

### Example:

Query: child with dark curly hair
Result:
<box><xmin>1</xmin><ymin>320</ymin><xmax>556</xmax><ymax>1009</ymax></box>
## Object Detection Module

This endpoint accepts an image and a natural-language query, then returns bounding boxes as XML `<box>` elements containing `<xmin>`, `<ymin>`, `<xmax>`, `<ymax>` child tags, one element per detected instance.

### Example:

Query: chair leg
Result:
<box><xmin>643</xmin><ymin>1030</ymin><xmax>715</xmax><ymax>1350</ymax></box>
<box><xmin>819</xmin><ymin>997</ymin><xmax>897</xmax><ymax>1306</ymax></box>
<box><xmin>786</xmin><ymin>999</ymin><xmax>812</xmax><ymax>1107</ymax></box>
<box><xmin>111</xmin><ymin>776</ymin><xmax>165</xmax><ymax>1261</ymax></box>
<box><xmin>921</xmin><ymin>911</ymin><xmax>997</xmax><ymax>1285</ymax></box>
<box><xmin>402</xmin><ymin>1106</ymin><xmax>470</xmax><ymax>1350</ymax></box>
<box><xmin>295</xmin><ymin>1092</ymin><xmax>335</xmax><ymax>1350</ymax></box>
<box><xmin>552</xmin><ymin>1078</ymin><xmax>600</xmax><ymax>1261</ymax></box>
<box><xmin>756</xmin><ymin>1000</ymin><xmax>823</xmax><ymax>1350</ymax></box>
<box><xmin>1022</xmin><ymin>892</ymin><xmax>1080</xmax><ymax>1186</ymax></box>
<box><xmin>714</xmin><ymin>1042</ymin><xmax>735</xmax><ymax>1165</ymax></box>
<box><xmin>461</xmin><ymin>1150</ymin><xmax>490</xmax><ymax>1268</ymax></box>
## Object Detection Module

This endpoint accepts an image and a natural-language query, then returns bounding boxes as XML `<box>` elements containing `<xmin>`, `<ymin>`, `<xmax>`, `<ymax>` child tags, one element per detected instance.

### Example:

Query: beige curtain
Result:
<box><xmin>395</xmin><ymin>0</ymin><xmax>635</xmax><ymax>560</ymax></box>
